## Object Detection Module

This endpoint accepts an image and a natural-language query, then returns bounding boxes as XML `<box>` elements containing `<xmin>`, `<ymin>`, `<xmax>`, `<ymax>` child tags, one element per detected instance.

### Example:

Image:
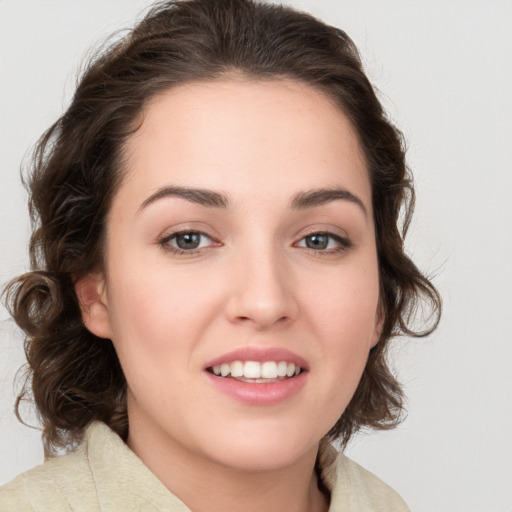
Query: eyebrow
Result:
<box><xmin>138</xmin><ymin>185</ymin><xmax>367</xmax><ymax>216</ymax></box>
<box><xmin>290</xmin><ymin>187</ymin><xmax>368</xmax><ymax>217</ymax></box>
<box><xmin>139</xmin><ymin>186</ymin><xmax>229</xmax><ymax>211</ymax></box>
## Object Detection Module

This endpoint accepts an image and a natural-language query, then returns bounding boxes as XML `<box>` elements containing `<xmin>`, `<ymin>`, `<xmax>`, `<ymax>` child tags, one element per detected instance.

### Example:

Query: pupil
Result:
<box><xmin>177</xmin><ymin>233</ymin><xmax>200</xmax><ymax>249</ymax></box>
<box><xmin>306</xmin><ymin>234</ymin><xmax>328</xmax><ymax>249</ymax></box>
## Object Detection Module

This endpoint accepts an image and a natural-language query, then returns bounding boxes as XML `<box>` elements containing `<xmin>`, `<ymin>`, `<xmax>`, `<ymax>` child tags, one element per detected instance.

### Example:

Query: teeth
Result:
<box><xmin>244</xmin><ymin>361</ymin><xmax>261</xmax><ymax>379</ymax></box>
<box><xmin>230</xmin><ymin>360</ymin><xmax>244</xmax><ymax>377</ymax></box>
<box><xmin>261</xmin><ymin>361</ymin><xmax>277</xmax><ymax>379</ymax></box>
<box><xmin>220</xmin><ymin>363</ymin><xmax>230</xmax><ymax>377</ymax></box>
<box><xmin>210</xmin><ymin>360</ymin><xmax>302</xmax><ymax>380</ymax></box>
<box><xmin>277</xmin><ymin>361</ymin><xmax>288</xmax><ymax>377</ymax></box>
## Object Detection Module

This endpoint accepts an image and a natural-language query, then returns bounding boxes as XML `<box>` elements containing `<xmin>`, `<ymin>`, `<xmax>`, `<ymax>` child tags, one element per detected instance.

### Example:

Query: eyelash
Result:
<box><xmin>158</xmin><ymin>230</ymin><xmax>352</xmax><ymax>256</ymax></box>
<box><xmin>295</xmin><ymin>231</ymin><xmax>353</xmax><ymax>255</ymax></box>
<box><xmin>158</xmin><ymin>230</ymin><xmax>217</xmax><ymax>256</ymax></box>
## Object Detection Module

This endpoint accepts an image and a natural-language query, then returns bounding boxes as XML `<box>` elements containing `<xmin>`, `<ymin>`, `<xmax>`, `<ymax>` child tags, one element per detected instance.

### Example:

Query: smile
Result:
<box><xmin>208</xmin><ymin>360</ymin><xmax>302</xmax><ymax>381</ymax></box>
<box><xmin>204</xmin><ymin>349</ymin><xmax>308</xmax><ymax>405</ymax></box>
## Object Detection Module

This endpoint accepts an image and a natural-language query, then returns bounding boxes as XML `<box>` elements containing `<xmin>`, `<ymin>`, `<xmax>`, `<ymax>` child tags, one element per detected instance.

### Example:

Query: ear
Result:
<box><xmin>371</xmin><ymin>301</ymin><xmax>385</xmax><ymax>349</ymax></box>
<box><xmin>75</xmin><ymin>272</ymin><xmax>113</xmax><ymax>339</ymax></box>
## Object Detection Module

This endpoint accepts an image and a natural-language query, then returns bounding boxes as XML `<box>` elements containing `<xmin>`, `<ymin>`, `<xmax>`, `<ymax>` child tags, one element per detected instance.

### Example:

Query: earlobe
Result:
<box><xmin>75</xmin><ymin>272</ymin><xmax>113</xmax><ymax>339</ymax></box>
<box><xmin>371</xmin><ymin>325</ymin><xmax>382</xmax><ymax>349</ymax></box>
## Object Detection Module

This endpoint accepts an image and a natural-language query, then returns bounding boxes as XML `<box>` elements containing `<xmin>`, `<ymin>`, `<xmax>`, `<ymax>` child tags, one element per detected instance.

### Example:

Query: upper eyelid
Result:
<box><xmin>160</xmin><ymin>228</ymin><xmax>348</xmax><ymax>239</ymax></box>
<box><xmin>162</xmin><ymin>228</ymin><xmax>211</xmax><ymax>237</ymax></box>
<box><xmin>158</xmin><ymin>230</ymin><xmax>218</xmax><ymax>256</ymax></box>
<box><xmin>160</xmin><ymin>229</ymin><xmax>216</xmax><ymax>244</ymax></box>
<box><xmin>157</xmin><ymin>226</ymin><xmax>352</xmax><ymax>249</ymax></box>
<box><xmin>295</xmin><ymin>231</ymin><xmax>352</xmax><ymax>246</ymax></box>
<box><xmin>294</xmin><ymin>225</ymin><xmax>351</xmax><ymax>241</ymax></box>
<box><xmin>159</xmin><ymin>226</ymin><xmax>216</xmax><ymax>241</ymax></box>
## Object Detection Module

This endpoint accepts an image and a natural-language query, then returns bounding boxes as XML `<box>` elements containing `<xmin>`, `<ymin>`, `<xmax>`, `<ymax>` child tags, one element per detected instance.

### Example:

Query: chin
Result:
<box><xmin>198</xmin><ymin>422</ymin><xmax>322</xmax><ymax>472</ymax></box>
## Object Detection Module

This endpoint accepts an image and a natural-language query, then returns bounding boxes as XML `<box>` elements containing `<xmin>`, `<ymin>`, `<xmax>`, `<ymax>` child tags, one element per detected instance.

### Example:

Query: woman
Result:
<box><xmin>1</xmin><ymin>0</ymin><xmax>440</xmax><ymax>510</ymax></box>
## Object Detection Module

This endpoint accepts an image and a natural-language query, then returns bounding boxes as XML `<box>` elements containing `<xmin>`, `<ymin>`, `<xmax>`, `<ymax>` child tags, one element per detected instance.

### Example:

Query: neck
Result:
<box><xmin>127</xmin><ymin>419</ymin><xmax>329</xmax><ymax>512</ymax></box>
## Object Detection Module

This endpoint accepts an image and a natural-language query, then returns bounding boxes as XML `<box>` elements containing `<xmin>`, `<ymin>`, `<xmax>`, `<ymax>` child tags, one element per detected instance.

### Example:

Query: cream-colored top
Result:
<box><xmin>0</xmin><ymin>422</ymin><xmax>409</xmax><ymax>511</ymax></box>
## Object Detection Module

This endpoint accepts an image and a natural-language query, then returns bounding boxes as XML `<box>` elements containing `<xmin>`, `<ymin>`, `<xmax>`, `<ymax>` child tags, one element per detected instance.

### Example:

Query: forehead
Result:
<box><xmin>118</xmin><ymin>78</ymin><xmax>370</xmax><ymax>212</ymax></box>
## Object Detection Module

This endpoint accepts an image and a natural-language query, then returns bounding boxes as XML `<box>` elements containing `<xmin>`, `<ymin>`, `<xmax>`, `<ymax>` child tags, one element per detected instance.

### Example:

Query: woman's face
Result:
<box><xmin>82</xmin><ymin>78</ymin><xmax>381</xmax><ymax>472</ymax></box>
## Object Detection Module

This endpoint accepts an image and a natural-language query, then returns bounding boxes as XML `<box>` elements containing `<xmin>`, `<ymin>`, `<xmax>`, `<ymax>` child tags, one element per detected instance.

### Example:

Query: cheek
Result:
<box><xmin>103</xmin><ymin>267</ymin><xmax>210</xmax><ymax>415</ymax></box>
<box><xmin>104</xmin><ymin>258</ymin><xmax>223</xmax><ymax>361</ymax></box>
<box><xmin>305</xmin><ymin>262</ymin><xmax>380</xmax><ymax>342</ymax></box>
<box><xmin>302</xmin><ymin>263</ymin><xmax>380</xmax><ymax>394</ymax></box>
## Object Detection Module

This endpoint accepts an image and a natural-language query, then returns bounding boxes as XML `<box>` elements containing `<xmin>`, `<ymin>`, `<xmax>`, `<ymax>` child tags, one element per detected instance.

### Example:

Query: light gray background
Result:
<box><xmin>1</xmin><ymin>1</ymin><xmax>511</xmax><ymax>511</ymax></box>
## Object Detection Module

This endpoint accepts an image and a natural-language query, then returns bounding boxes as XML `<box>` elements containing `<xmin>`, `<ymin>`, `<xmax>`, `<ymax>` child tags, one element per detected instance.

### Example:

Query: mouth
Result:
<box><xmin>206</xmin><ymin>360</ymin><xmax>304</xmax><ymax>383</ymax></box>
<box><xmin>203</xmin><ymin>348</ymin><xmax>308</xmax><ymax>404</ymax></box>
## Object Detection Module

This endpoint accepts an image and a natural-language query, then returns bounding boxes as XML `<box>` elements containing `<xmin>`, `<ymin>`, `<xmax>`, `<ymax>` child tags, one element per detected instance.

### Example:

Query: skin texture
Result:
<box><xmin>77</xmin><ymin>78</ymin><xmax>382</xmax><ymax>512</ymax></box>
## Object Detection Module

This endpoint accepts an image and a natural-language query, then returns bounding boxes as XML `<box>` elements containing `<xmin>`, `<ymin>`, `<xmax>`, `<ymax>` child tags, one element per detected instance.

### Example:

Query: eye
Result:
<box><xmin>159</xmin><ymin>230</ymin><xmax>216</xmax><ymax>254</ymax></box>
<box><xmin>295</xmin><ymin>232</ymin><xmax>352</xmax><ymax>253</ymax></box>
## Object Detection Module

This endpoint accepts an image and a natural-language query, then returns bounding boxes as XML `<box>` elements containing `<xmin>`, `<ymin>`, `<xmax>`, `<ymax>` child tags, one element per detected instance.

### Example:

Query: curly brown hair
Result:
<box><xmin>4</xmin><ymin>0</ymin><xmax>440</xmax><ymax>455</ymax></box>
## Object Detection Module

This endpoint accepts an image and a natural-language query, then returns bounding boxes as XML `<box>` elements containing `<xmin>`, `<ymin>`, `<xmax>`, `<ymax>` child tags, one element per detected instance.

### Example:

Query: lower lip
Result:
<box><xmin>204</xmin><ymin>371</ymin><xmax>307</xmax><ymax>405</ymax></box>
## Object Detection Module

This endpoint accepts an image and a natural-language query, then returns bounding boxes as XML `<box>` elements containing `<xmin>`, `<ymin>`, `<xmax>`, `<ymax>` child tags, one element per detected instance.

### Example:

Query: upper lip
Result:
<box><xmin>204</xmin><ymin>347</ymin><xmax>309</xmax><ymax>370</ymax></box>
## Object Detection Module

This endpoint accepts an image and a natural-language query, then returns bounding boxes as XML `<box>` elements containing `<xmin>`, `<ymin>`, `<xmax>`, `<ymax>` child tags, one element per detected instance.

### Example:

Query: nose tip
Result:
<box><xmin>225</xmin><ymin>254</ymin><xmax>298</xmax><ymax>330</ymax></box>
<box><xmin>231</xmin><ymin>304</ymin><xmax>291</xmax><ymax>331</ymax></box>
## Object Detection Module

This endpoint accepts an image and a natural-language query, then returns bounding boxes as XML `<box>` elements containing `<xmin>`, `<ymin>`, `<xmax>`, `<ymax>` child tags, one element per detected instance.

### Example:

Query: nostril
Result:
<box><xmin>224</xmin><ymin>272</ymin><xmax>299</xmax><ymax>328</ymax></box>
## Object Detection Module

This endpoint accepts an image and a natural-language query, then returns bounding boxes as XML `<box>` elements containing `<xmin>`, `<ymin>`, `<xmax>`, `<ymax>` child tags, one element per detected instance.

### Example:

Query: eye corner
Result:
<box><xmin>294</xmin><ymin>230</ymin><xmax>353</xmax><ymax>255</ymax></box>
<box><xmin>157</xmin><ymin>229</ymin><xmax>221</xmax><ymax>257</ymax></box>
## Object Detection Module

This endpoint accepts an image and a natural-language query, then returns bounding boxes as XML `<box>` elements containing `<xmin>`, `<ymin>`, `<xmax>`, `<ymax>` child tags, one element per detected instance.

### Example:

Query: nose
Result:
<box><xmin>225</xmin><ymin>246</ymin><xmax>299</xmax><ymax>330</ymax></box>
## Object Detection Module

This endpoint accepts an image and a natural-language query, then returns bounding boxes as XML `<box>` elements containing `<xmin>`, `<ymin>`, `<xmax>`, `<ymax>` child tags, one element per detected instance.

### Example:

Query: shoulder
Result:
<box><xmin>334</xmin><ymin>453</ymin><xmax>410</xmax><ymax>511</ymax></box>
<box><xmin>0</xmin><ymin>435</ymin><xmax>98</xmax><ymax>512</ymax></box>
<box><xmin>319</xmin><ymin>443</ymin><xmax>410</xmax><ymax>512</ymax></box>
<box><xmin>0</xmin><ymin>422</ymin><xmax>182</xmax><ymax>512</ymax></box>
